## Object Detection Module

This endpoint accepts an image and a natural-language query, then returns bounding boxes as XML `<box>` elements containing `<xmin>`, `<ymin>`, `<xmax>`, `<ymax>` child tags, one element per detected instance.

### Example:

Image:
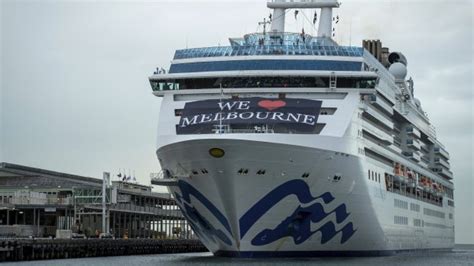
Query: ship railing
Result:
<box><xmin>212</xmin><ymin>126</ymin><xmax>275</xmax><ymax>134</ymax></box>
<box><xmin>362</xmin><ymin>49</ymin><xmax>399</xmax><ymax>99</ymax></box>
<box><xmin>428</xmin><ymin>125</ymin><xmax>437</xmax><ymax>138</ymax></box>
<box><xmin>106</xmin><ymin>203</ymin><xmax>183</xmax><ymax>217</ymax></box>
<box><xmin>385</xmin><ymin>174</ymin><xmax>443</xmax><ymax>207</ymax></box>
<box><xmin>173</xmin><ymin>44</ymin><xmax>364</xmax><ymax>60</ymax></box>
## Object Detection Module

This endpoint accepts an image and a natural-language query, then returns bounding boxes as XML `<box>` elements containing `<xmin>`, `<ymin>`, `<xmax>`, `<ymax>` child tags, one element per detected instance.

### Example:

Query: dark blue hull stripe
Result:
<box><xmin>214</xmin><ymin>248</ymin><xmax>453</xmax><ymax>258</ymax></box>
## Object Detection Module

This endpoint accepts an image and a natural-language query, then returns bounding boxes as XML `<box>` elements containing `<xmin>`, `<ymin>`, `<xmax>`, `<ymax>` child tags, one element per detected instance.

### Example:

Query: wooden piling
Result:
<box><xmin>0</xmin><ymin>238</ymin><xmax>207</xmax><ymax>262</ymax></box>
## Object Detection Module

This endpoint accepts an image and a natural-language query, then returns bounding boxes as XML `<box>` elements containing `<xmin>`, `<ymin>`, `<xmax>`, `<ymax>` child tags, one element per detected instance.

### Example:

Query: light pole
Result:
<box><xmin>102</xmin><ymin>172</ymin><xmax>110</xmax><ymax>234</ymax></box>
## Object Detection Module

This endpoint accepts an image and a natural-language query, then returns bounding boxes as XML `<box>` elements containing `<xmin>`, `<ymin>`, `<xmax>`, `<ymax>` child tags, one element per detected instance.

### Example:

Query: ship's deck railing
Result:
<box><xmin>385</xmin><ymin>174</ymin><xmax>443</xmax><ymax>207</ymax></box>
<box><xmin>174</xmin><ymin>45</ymin><xmax>364</xmax><ymax>60</ymax></box>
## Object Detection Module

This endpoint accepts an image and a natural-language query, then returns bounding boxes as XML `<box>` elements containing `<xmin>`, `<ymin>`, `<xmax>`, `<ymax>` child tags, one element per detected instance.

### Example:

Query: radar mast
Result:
<box><xmin>267</xmin><ymin>0</ymin><xmax>339</xmax><ymax>37</ymax></box>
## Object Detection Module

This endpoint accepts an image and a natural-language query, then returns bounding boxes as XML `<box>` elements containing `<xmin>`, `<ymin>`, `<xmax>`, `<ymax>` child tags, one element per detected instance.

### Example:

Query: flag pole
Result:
<box><xmin>219</xmin><ymin>83</ymin><xmax>223</xmax><ymax>134</ymax></box>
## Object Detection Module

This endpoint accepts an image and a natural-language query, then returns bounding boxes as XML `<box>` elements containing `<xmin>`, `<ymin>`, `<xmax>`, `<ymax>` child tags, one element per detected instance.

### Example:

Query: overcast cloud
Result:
<box><xmin>1</xmin><ymin>0</ymin><xmax>472</xmax><ymax>243</ymax></box>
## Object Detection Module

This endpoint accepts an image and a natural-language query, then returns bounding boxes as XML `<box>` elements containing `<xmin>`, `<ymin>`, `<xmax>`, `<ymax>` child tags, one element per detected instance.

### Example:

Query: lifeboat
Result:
<box><xmin>406</xmin><ymin>169</ymin><xmax>416</xmax><ymax>188</ymax></box>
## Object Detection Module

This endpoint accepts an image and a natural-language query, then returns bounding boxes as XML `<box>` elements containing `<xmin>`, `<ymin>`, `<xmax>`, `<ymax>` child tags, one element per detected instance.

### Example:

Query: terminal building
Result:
<box><xmin>0</xmin><ymin>162</ymin><xmax>194</xmax><ymax>239</ymax></box>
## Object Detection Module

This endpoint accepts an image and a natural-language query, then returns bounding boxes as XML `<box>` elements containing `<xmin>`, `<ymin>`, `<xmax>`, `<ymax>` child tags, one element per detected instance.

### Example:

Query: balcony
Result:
<box><xmin>369</xmin><ymin>94</ymin><xmax>394</xmax><ymax>115</ymax></box>
<box><xmin>393</xmin><ymin>135</ymin><xmax>401</xmax><ymax>146</ymax></box>
<box><xmin>434</xmin><ymin>146</ymin><xmax>450</xmax><ymax>160</ymax></box>
<box><xmin>419</xmin><ymin>160</ymin><xmax>429</xmax><ymax>169</ymax></box>
<box><xmin>434</xmin><ymin>157</ymin><xmax>450</xmax><ymax>169</ymax></box>
<box><xmin>362</xmin><ymin>120</ymin><xmax>393</xmax><ymax>145</ymax></box>
<box><xmin>421</xmin><ymin>144</ymin><xmax>430</xmax><ymax>153</ymax></box>
<box><xmin>432</xmin><ymin>167</ymin><xmax>453</xmax><ymax>180</ymax></box>
<box><xmin>421</xmin><ymin>155</ymin><xmax>430</xmax><ymax>164</ymax></box>
<box><xmin>403</xmin><ymin>151</ymin><xmax>420</xmax><ymax>162</ymax></box>
<box><xmin>406</xmin><ymin>126</ymin><xmax>421</xmax><ymax>138</ymax></box>
<box><xmin>406</xmin><ymin>139</ymin><xmax>421</xmax><ymax>150</ymax></box>
<box><xmin>389</xmin><ymin>144</ymin><xmax>402</xmax><ymax>154</ymax></box>
<box><xmin>393</xmin><ymin>124</ymin><xmax>401</xmax><ymax>133</ymax></box>
<box><xmin>362</xmin><ymin>104</ymin><xmax>394</xmax><ymax>130</ymax></box>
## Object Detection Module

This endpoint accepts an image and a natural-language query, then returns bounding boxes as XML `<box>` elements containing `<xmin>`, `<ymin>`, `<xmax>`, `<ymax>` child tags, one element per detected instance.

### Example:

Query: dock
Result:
<box><xmin>0</xmin><ymin>162</ymin><xmax>194</xmax><ymax>239</ymax></box>
<box><xmin>0</xmin><ymin>162</ymin><xmax>207</xmax><ymax>261</ymax></box>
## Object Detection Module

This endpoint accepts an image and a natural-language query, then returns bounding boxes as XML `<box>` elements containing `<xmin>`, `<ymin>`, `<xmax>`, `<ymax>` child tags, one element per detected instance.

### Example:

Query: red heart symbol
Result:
<box><xmin>258</xmin><ymin>100</ymin><xmax>286</xmax><ymax>111</ymax></box>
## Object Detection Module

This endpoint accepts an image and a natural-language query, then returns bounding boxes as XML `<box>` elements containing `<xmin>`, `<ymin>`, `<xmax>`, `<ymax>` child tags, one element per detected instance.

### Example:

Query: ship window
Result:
<box><xmin>151</xmin><ymin>80</ymin><xmax>180</xmax><ymax>91</ymax></box>
<box><xmin>394</xmin><ymin>215</ymin><xmax>408</xmax><ymax>225</ymax></box>
<box><xmin>156</xmin><ymin>76</ymin><xmax>376</xmax><ymax>90</ymax></box>
<box><xmin>394</xmin><ymin>199</ymin><xmax>408</xmax><ymax>209</ymax></box>
<box><xmin>410</xmin><ymin>203</ymin><xmax>420</xmax><ymax>212</ymax></box>
<box><xmin>257</xmin><ymin>170</ymin><xmax>266</xmax><ymax>175</ymax></box>
<box><xmin>238</xmin><ymin>168</ymin><xmax>249</xmax><ymax>175</ymax></box>
<box><xmin>175</xmin><ymin>109</ymin><xmax>183</xmax><ymax>116</ymax></box>
<box><xmin>423</xmin><ymin>208</ymin><xmax>445</xmax><ymax>219</ymax></box>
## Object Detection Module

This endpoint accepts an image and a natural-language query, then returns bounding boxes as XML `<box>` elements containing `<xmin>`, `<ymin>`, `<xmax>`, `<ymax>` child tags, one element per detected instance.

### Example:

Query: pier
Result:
<box><xmin>0</xmin><ymin>162</ymin><xmax>195</xmax><ymax>239</ymax></box>
<box><xmin>0</xmin><ymin>162</ymin><xmax>206</xmax><ymax>261</ymax></box>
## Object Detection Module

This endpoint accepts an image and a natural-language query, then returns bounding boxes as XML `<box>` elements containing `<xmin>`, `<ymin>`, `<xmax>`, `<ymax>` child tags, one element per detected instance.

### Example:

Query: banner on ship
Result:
<box><xmin>176</xmin><ymin>97</ymin><xmax>323</xmax><ymax>134</ymax></box>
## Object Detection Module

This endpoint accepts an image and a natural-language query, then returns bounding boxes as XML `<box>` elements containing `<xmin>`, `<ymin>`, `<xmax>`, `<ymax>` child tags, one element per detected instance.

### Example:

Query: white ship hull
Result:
<box><xmin>150</xmin><ymin>1</ymin><xmax>455</xmax><ymax>257</ymax></box>
<box><xmin>157</xmin><ymin>137</ymin><xmax>454</xmax><ymax>257</ymax></box>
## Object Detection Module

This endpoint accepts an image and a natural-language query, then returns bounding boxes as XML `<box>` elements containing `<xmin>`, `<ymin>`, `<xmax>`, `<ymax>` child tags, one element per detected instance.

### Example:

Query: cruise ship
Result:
<box><xmin>150</xmin><ymin>0</ymin><xmax>455</xmax><ymax>257</ymax></box>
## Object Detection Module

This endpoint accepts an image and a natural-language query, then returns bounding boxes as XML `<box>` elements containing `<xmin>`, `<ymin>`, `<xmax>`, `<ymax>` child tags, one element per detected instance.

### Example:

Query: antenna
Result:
<box><xmin>267</xmin><ymin>0</ymin><xmax>339</xmax><ymax>36</ymax></box>
<box><xmin>349</xmin><ymin>16</ymin><xmax>352</xmax><ymax>46</ymax></box>
<box><xmin>258</xmin><ymin>17</ymin><xmax>271</xmax><ymax>35</ymax></box>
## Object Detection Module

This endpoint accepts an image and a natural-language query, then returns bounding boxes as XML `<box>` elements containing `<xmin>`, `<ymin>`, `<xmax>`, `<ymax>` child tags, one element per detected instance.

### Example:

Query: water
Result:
<box><xmin>4</xmin><ymin>245</ymin><xmax>473</xmax><ymax>266</ymax></box>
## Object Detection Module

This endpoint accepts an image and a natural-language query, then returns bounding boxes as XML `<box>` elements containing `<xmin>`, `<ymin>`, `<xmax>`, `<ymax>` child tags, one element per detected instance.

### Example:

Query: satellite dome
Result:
<box><xmin>388</xmin><ymin>52</ymin><xmax>408</xmax><ymax>66</ymax></box>
<box><xmin>389</xmin><ymin>62</ymin><xmax>407</xmax><ymax>80</ymax></box>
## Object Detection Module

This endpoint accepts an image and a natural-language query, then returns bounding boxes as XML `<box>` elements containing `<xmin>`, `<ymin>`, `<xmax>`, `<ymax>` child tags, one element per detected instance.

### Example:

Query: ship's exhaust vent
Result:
<box><xmin>362</xmin><ymin>39</ymin><xmax>390</xmax><ymax>67</ymax></box>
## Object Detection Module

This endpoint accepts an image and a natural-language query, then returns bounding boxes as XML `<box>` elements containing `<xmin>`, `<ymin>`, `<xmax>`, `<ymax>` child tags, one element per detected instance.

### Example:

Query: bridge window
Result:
<box><xmin>150</xmin><ymin>80</ymin><xmax>180</xmax><ymax>91</ymax></box>
<box><xmin>151</xmin><ymin>76</ymin><xmax>376</xmax><ymax>91</ymax></box>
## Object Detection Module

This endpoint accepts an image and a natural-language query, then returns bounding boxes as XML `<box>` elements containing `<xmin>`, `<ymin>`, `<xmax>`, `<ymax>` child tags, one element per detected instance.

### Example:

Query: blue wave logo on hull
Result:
<box><xmin>174</xmin><ymin>179</ymin><xmax>356</xmax><ymax>248</ymax></box>
<box><xmin>240</xmin><ymin>179</ymin><xmax>356</xmax><ymax>246</ymax></box>
<box><xmin>251</xmin><ymin>203</ymin><xmax>356</xmax><ymax>245</ymax></box>
<box><xmin>174</xmin><ymin>180</ymin><xmax>233</xmax><ymax>246</ymax></box>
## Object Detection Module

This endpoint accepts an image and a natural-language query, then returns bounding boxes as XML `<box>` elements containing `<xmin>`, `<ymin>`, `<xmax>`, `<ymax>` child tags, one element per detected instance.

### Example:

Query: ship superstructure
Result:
<box><xmin>150</xmin><ymin>0</ymin><xmax>454</xmax><ymax>257</ymax></box>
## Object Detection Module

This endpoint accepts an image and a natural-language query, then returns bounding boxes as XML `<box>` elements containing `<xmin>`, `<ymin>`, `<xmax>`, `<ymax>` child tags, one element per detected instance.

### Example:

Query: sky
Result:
<box><xmin>0</xmin><ymin>0</ymin><xmax>472</xmax><ymax>243</ymax></box>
